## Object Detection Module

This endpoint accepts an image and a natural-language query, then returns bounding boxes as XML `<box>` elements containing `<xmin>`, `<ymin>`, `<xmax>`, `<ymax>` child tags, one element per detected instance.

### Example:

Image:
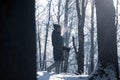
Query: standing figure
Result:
<box><xmin>47</xmin><ymin>24</ymin><xmax>70</xmax><ymax>74</ymax></box>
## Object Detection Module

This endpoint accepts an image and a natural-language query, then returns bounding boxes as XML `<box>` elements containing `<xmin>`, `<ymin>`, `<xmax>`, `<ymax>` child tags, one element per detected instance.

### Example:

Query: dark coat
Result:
<box><xmin>52</xmin><ymin>30</ymin><xmax>64</xmax><ymax>62</ymax></box>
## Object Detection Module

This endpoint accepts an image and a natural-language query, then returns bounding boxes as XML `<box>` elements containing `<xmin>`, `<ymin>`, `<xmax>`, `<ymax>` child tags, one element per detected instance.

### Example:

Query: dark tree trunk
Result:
<box><xmin>0</xmin><ymin>0</ymin><xmax>36</xmax><ymax>80</ymax></box>
<box><xmin>89</xmin><ymin>0</ymin><xmax>95</xmax><ymax>74</ymax></box>
<box><xmin>75</xmin><ymin>0</ymin><xmax>87</xmax><ymax>74</ymax></box>
<box><xmin>38</xmin><ymin>25</ymin><xmax>42</xmax><ymax>70</ymax></box>
<box><xmin>63</xmin><ymin>51</ymin><xmax>69</xmax><ymax>73</ymax></box>
<box><xmin>76</xmin><ymin>0</ymin><xmax>82</xmax><ymax>74</ymax></box>
<box><xmin>96</xmin><ymin>0</ymin><xmax>119</xmax><ymax>79</ymax></box>
<box><xmin>62</xmin><ymin>0</ymin><xmax>69</xmax><ymax>73</ymax></box>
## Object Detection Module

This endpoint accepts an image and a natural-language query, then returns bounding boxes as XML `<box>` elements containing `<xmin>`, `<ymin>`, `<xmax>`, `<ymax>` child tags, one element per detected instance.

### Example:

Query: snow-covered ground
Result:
<box><xmin>37</xmin><ymin>71</ymin><xmax>88</xmax><ymax>80</ymax></box>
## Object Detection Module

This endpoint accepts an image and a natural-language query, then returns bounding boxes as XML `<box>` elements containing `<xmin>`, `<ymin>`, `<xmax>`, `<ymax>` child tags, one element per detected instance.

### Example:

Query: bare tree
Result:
<box><xmin>57</xmin><ymin>0</ymin><xmax>61</xmax><ymax>24</ymax></box>
<box><xmin>36</xmin><ymin>20</ymin><xmax>42</xmax><ymax>71</ymax></box>
<box><xmin>38</xmin><ymin>25</ymin><xmax>42</xmax><ymax>70</ymax></box>
<box><xmin>64</xmin><ymin>0</ymin><xmax>69</xmax><ymax>47</ymax></box>
<box><xmin>61</xmin><ymin>0</ymin><xmax>69</xmax><ymax>73</ymax></box>
<box><xmin>89</xmin><ymin>0</ymin><xmax>119</xmax><ymax>79</ymax></box>
<box><xmin>89</xmin><ymin>0</ymin><xmax>95</xmax><ymax>74</ymax></box>
<box><xmin>115</xmin><ymin>0</ymin><xmax>119</xmax><ymax>27</ymax></box>
<box><xmin>35</xmin><ymin>2</ymin><xmax>44</xmax><ymax>71</ymax></box>
<box><xmin>75</xmin><ymin>0</ymin><xmax>88</xmax><ymax>74</ymax></box>
<box><xmin>42</xmin><ymin>0</ymin><xmax>52</xmax><ymax>71</ymax></box>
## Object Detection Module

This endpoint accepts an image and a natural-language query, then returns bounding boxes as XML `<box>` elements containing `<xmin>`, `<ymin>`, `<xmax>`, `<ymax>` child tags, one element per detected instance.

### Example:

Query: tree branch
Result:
<box><xmin>72</xmin><ymin>36</ymin><xmax>78</xmax><ymax>55</ymax></box>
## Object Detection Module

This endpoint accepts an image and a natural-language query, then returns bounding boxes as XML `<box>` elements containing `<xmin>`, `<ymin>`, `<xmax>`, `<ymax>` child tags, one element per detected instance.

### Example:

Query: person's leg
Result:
<box><xmin>60</xmin><ymin>61</ymin><xmax>64</xmax><ymax>73</ymax></box>
<box><xmin>55</xmin><ymin>61</ymin><xmax>60</xmax><ymax>74</ymax></box>
<box><xmin>59</xmin><ymin>61</ymin><xmax>63</xmax><ymax>73</ymax></box>
<box><xmin>47</xmin><ymin>61</ymin><xmax>58</xmax><ymax>72</ymax></box>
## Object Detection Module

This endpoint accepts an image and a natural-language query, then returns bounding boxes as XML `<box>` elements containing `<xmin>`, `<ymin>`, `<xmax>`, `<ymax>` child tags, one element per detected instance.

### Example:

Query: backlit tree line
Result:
<box><xmin>36</xmin><ymin>0</ymin><xmax>120</xmax><ymax>79</ymax></box>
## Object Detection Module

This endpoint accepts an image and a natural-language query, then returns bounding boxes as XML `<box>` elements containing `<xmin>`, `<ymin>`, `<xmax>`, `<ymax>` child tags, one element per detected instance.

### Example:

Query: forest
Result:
<box><xmin>36</xmin><ymin>0</ymin><xmax>120</xmax><ymax>79</ymax></box>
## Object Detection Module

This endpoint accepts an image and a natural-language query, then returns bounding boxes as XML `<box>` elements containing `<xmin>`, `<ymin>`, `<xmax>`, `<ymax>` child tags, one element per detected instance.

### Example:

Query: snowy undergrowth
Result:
<box><xmin>37</xmin><ymin>71</ymin><xmax>88</xmax><ymax>80</ymax></box>
<box><xmin>37</xmin><ymin>63</ymin><xmax>117</xmax><ymax>80</ymax></box>
<box><xmin>88</xmin><ymin>63</ymin><xmax>117</xmax><ymax>80</ymax></box>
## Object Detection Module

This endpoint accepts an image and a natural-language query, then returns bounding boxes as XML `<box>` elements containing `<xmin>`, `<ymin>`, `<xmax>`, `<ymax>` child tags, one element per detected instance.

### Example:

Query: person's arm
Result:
<box><xmin>63</xmin><ymin>46</ymin><xmax>70</xmax><ymax>52</ymax></box>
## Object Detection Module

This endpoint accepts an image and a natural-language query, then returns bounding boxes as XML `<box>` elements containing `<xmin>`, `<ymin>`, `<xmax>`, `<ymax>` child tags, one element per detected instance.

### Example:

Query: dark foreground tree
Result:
<box><xmin>0</xmin><ymin>0</ymin><xmax>36</xmax><ymax>80</ymax></box>
<box><xmin>89</xmin><ymin>0</ymin><xmax>119</xmax><ymax>79</ymax></box>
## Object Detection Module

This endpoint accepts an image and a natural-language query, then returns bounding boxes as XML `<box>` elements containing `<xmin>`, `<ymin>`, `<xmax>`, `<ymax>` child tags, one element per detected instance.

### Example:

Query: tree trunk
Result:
<box><xmin>115</xmin><ymin>0</ymin><xmax>118</xmax><ymax>27</ymax></box>
<box><xmin>64</xmin><ymin>0</ymin><xmax>69</xmax><ymax>47</ymax></box>
<box><xmin>62</xmin><ymin>0</ymin><xmax>69</xmax><ymax>73</ymax></box>
<box><xmin>38</xmin><ymin>25</ymin><xmax>42</xmax><ymax>70</ymax></box>
<box><xmin>96</xmin><ymin>0</ymin><xmax>119</xmax><ymax>79</ymax></box>
<box><xmin>75</xmin><ymin>0</ymin><xmax>87</xmax><ymax>74</ymax></box>
<box><xmin>89</xmin><ymin>0</ymin><xmax>95</xmax><ymax>74</ymax></box>
<box><xmin>57</xmin><ymin>0</ymin><xmax>61</xmax><ymax>24</ymax></box>
<box><xmin>0</xmin><ymin>0</ymin><xmax>36</xmax><ymax>80</ymax></box>
<box><xmin>42</xmin><ymin>0</ymin><xmax>52</xmax><ymax>71</ymax></box>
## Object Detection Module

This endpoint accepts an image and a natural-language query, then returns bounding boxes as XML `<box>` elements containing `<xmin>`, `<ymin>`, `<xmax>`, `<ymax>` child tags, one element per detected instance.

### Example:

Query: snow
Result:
<box><xmin>88</xmin><ymin>63</ymin><xmax>117</xmax><ymax>80</ymax></box>
<box><xmin>37</xmin><ymin>71</ymin><xmax>88</xmax><ymax>80</ymax></box>
<box><xmin>37</xmin><ymin>65</ymin><xmax>117</xmax><ymax>80</ymax></box>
